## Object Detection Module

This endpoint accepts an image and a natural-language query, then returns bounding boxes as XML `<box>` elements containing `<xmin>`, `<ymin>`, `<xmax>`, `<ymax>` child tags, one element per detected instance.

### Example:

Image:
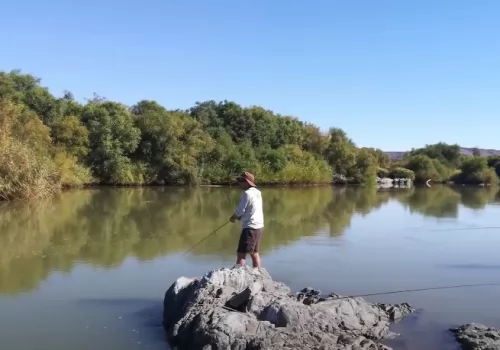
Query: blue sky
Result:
<box><xmin>1</xmin><ymin>0</ymin><xmax>499</xmax><ymax>151</ymax></box>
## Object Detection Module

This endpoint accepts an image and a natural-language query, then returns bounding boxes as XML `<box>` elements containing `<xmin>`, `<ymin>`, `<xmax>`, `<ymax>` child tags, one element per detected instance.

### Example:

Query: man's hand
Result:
<box><xmin>229</xmin><ymin>213</ymin><xmax>239</xmax><ymax>223</ymax></box>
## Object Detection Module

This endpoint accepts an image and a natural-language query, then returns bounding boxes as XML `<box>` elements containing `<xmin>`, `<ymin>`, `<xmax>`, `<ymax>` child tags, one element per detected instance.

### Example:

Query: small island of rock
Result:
<box><xmin>451</xmin><ymin>323</ymin><xmax>500</xmax><ymax>350</ymax></box>
<box><xmin>163</xmin><ymin>265</ymin><xmax>415</xmax><ymax>350</ymax></box>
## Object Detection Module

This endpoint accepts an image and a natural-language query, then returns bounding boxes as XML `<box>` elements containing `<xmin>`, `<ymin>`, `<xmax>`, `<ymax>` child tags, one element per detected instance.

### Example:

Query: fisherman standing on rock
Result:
<box><xmin>229</xmin><ymin>172</ymin><xmax>264</xmax><ymax>268</ymax></box>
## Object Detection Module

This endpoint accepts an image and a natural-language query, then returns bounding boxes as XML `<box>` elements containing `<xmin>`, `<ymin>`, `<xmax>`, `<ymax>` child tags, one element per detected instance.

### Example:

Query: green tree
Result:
<box><xmin>360</xmin><ymin>147</ymin><xmax>391</xmax><ymax>169</ymax></box>
<box><xmin>0</xmin><ymin>70</ymin><xmax>62</xmax><ymax>124</ymax></box>
<box><xmin>80</xmin><ymin>101</ymin><xmax>141</xmax><ymax>184</ymax></box>
<box><xmin>50</xmin><ymin>115</ymin><xmax>89</xmax><ymax>159</ymax></box>
<box><xmin>258</xmin><ymin>145</ymin><xmax>331</xmax><ymax>184</ymax></box>
<box><xmin>301</xmin><ymin>123</ymin><xmax>329</xmax><ymax>156</ymax></box>
<box><xmin>486</xmin><ymin>155</ymin><xmax>500</xmax><ymax>168</ymax></box>
<box><xmin>376</xmin><ymin>167</ymin><xmax>390</xmax><ymax>178</ymax></box>
<box><xmin>245</xmin><ymin>106</ymin><xmax>278</xmax><ymax>148</ymax></box>
<box><xmin>348</xmin><ymin>149</ymin><xmax>377</xmax><ymax>185</ymax></box>
<box><xmin>404</xmin><ymin>155</ymin><xmax>448</xmax><ymax>183</ymax></box>
<box><xmin>409</xmin><ymin>142</ymin><xmax>462</xmax><ymax>168</ymax></box>
<box><xmin>222</xmin><ymin>141</ymin><xmax>261</xmax><ymax>179</ymax></box>
<box><xmin>454</xmin><ymin>157</ymin><xmax>498</xmax><ymax>185</ymax></box>
<box><xmin>258</xmin><ymin>147</ymin><xmax>288</xmax><ymax>173</ymax></box>
<box><xmin>133</xmin><ymin>100</ymin><xmax>213</xmax><ymax>185</ymax></box>
<box><xmin>324</xmin><ymin>128</ymin><xmax>357</xmax><ymax>181</ymax></box>
<box><xmin>495</xmin><ymin>163</ymin><xmax>500</xmax><ymax>179</ymax></box>
<box><xmin>485</xmin><ymin>155</ymin><xmax>500</xmax><ymax>179</ymax></box>
<box><xmin>272</xmin><ymin>116</ymin><xmax>304</xmax><ymax>148</ymax></box>
<box><xmin>388</xmin><ymin>167</ymin><xmax>415</xmax><ymax>181</ymax></box>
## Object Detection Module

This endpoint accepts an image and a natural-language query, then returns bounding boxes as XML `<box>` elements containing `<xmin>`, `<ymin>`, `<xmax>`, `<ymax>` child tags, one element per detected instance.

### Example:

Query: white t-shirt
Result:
<box><xmin>234</xmin><ymin>187</ymin><xmax>264</xmax><ymax>229</ymax></box>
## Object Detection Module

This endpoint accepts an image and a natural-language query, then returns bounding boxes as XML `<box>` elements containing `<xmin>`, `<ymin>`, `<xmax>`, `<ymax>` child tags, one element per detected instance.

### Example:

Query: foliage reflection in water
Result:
<box><xmin>0</xmin><ymin>186</ymin><xmax>499</xmax><ymax>296</ymax></box>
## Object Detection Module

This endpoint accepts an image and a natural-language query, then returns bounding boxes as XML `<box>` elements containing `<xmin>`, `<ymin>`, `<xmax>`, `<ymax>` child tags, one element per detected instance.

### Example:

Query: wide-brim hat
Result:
<box><xmin>238</xmin><ymin>172</ymin><xmax>256</xmax><ymax>187</ymax></box>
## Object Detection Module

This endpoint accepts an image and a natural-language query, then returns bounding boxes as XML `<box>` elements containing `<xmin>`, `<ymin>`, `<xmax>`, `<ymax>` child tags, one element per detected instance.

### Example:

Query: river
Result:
<box><xmin>1</xmin><ymin>186</ymin><xmax>500</xmax><ymax>350</ymax></box>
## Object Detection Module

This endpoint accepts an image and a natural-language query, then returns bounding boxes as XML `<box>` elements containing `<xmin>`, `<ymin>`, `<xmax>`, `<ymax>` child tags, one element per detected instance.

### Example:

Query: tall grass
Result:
<box><xmin>0</xmin><ymin>137</ymin><xmax>60</xmax><ymax>201</ymax></box>
<box><xmin>0</xmin><ymin>99</ymin><xmax>61</xmax><ymax>201</ymax></box>
<box><xmin>52</xmin><ymin>150</ymin><xmax>94</xmax><ymax>187</ymax></box>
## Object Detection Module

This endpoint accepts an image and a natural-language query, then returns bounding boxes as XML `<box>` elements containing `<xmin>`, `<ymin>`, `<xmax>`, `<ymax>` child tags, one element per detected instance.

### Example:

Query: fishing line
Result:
<box><xmin>429</xmin><ymin>226</ymin><xmax>500</xmax><ymax>232</ymax></box>
<box><xmin>183</xmin><ymin>221</ymin><xmax>230</xmax><ymax>255</ymax></box>
<box><xmin>221</xmin><ymin>283</ymin><xmax>500</xmax><ymax>315</ymax></box>
<box><xmin>334</xmin><ymin>282</ymin><xmax>500</xmax><ymax>300</ymax></box>
<box><xmin>320</xmin><ymin>212</ymin><xmax>500</xmax><ymax>233</ymax></box>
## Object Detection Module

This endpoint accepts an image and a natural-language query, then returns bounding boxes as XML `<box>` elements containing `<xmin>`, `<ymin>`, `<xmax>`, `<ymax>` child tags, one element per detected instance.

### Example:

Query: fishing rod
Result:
<box><xmin>183</xmin><ymin>220</ymin><xmax>230</xmax><ymax>256</ymax></box>
<box><xmin>334</xmin><ymin>282</ymin><xmax>500</xmax><ymax>300</ymax></box>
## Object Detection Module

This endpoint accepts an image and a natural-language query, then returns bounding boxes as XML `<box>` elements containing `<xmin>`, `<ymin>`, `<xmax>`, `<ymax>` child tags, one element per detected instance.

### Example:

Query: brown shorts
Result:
<box><xmin>237</xmin><ymin>227</ymin><xmax>263</xmax><ymax>254</ymax></box>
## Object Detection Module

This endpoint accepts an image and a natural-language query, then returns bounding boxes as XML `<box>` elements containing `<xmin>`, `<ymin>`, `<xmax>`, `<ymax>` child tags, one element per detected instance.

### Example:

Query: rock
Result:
<box><xmin>376</xmin><ymin>177</ymin><xmax>412</xmax><ymax>189</ymax></box>
<box><xmin>376</xmin><ymin>303</ymin><xmax>415</xmax><ymax>321</ymax></box>
<box><xmin>377</xmin><ymin>177</ymin><xmax>394</xmax><ymax>185</ymax></box>
<box><xmin>163</xmin><ymin>265</ymin><xmax>415</xmax><ymax>350</ymax></box>
<box><xmin>297</xmin><ymin>287</ymin><xmax>323</xmax><ymax>305</ymax></box>
<box><xmin>451</xmin><ymin>323</ymin><xmax>500</xmax><ymax>350</ymax></box>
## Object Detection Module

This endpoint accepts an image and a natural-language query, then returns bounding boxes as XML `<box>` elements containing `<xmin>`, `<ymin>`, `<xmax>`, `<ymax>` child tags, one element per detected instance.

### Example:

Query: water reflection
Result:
<box><xmin>0</xmin><ymin>186</ymin><xmax>498</xmax><ymax>295</ymax></box>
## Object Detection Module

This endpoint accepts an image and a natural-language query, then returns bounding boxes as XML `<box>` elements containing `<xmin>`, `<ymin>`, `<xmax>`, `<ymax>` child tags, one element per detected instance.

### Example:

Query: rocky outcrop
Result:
<box><xmin>376</xmin><ymin>177</ymin><xmax>412</xmax><ymax>188</ymax></box>
<box><xmin>451</xmin><ymin>323</ymin><xmax>500</xmax><ymax>350</ymax></box>
<box><xmin>163</xmin><ymin>265</ymin><xmax>415</xmax><ymax>350</ymax></box>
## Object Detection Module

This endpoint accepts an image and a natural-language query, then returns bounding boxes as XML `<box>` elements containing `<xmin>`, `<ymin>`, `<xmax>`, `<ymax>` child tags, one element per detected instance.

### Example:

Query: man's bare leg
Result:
<box><xmin>250</xmin><ymin>252</ymin><xmax>261</xmax><ymax>268</ymax></box>
<box><xmin>236</xmin><ymin>253</ymin><xmax>246</xmax><ymax>265</ymax></box>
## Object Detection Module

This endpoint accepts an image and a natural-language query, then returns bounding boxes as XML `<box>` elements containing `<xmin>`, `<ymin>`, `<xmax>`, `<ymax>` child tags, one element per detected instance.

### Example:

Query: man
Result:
<box><xmin>229</xmin><ymin>172</ymin><xmax>264</xmax><ymax>268</ymax></box>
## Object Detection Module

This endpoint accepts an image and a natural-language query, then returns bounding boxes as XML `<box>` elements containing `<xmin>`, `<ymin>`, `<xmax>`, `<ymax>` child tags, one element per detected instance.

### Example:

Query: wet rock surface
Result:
<box><xmin>163</xmin><ymin>265</ymin><xmax>415</xmax><ymax>350</ymax></box>
<box><xmin>451</xmin><ymin>323</ymin><xmax>500</xmax><ymax>350</ymax></box>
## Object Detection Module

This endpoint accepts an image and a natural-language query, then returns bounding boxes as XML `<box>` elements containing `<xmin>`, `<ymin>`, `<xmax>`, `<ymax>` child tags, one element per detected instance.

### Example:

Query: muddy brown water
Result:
<box><xmin>1</xmin><ymin>186</ymin><xmax>500</xmax><ymax>350</ymax></box>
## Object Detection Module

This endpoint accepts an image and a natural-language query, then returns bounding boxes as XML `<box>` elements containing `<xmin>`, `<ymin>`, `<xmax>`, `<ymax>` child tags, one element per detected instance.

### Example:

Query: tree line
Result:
<box><xmin>1</xmin><ymin>70</ymin><xmax>499</xmax><ymax>200</ymax></box>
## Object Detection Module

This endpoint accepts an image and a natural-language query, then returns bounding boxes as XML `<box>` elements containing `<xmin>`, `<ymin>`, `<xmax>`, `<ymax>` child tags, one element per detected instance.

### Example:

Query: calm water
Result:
<box><xmin>1</xmin><ymin>186</ymin><xmax>500</xmax><ymax>350</ymax></box>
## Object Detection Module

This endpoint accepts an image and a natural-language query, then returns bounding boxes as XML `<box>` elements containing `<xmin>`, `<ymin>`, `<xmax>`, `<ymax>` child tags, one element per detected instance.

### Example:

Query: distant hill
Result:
<box><xmin>384</xmin><ymin>147</ymin><xmax>500</xmax><ymax>160</ymax></box>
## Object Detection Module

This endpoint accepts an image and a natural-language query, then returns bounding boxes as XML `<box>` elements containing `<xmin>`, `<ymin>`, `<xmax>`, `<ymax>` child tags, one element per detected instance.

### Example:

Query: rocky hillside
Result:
<box><xmin>385</xmin><ymin>147</ymin><xmax>500</xmax><ymax>160</ymax></box>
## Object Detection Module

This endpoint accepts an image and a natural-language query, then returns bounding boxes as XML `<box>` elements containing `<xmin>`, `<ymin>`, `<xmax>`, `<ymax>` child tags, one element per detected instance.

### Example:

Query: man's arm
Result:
<box><xmin>230</xmin><ymin>192</ymin><xmax>248</xmax><ymax>222</ymax></box>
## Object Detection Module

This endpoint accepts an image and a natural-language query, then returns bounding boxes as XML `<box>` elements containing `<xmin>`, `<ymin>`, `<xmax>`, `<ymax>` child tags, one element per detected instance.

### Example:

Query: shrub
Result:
<box><xmin>376</xmin><ymin>167</ymin><xmax>389</xmax><ymax>178</ymax></box>
<box><xmin>0</xmin><ymin>138</ymin><xmax>59</xmax><ymax>200</ymax></box>
<box><xmin>0</xmin><ymin>99</ymin><xmax>60</xmax><ymax>200</ymax></box>
<box><xmin>453</xmin><ymin>157</ymin><xmax>499</xmax><ymax>185</ymax></box>
<box><xmin>52</xmin><ymin>150</ymin><xmax>94</xmax><ymax>187</ymax></box>
<box><xmin>0</xmin><ymin>98</ymin><xmax>93</xmax><ymax>200</ymax></box>
<box><xmin>348</xmin><ymin>149</ymin><xmax>377</xmax><ymax>185</ymax></box>
<box><xmin>388</xmin><ymin>167</ymin><xmax>416</xmax><ymax>181</ymax></box>
<box><xmin>495</xmin><ymin>163</ymin><xmax>500</xmax><ymax>179</ymax></box>
<box><xmin>403</xmin><ymin>155</ymin><xmax>449</xmax><ymax>183</ymax></box>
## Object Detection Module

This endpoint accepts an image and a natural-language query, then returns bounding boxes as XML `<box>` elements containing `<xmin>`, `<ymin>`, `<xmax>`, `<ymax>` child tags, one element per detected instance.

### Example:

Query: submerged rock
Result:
<box><xmin>163</xmin><ymin>265</ymin><xmax>415</xmax><ymax>350</ymax></box>
<box><xmin>451</xmin><ymin>323</ymin><xmax>500</xmax><ymax>350</ymax></box>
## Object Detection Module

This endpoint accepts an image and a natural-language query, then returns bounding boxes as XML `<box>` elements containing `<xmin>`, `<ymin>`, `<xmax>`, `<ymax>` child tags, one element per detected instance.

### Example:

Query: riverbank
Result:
<box><xmin>3</xmin><ymin>179</ymin><xmax>498</xmax><ymax>203</ymax></box>
<box><xmin>3</xmin><ymin>71</ymin><xmax>500</xmax><ymax>202</ymax></box>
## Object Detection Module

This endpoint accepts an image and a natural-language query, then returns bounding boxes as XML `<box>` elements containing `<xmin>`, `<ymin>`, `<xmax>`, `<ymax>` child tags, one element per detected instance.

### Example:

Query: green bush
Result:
<box><xmin>388</xmin><ymin>167</ymin><xmax>416</xmax><ymax>181</ymax></box>
<box><xmin>403</xmin><ymin>155</ymin><xmax>449</xmax><ymax>183</ymax></box>
<box><xmin>258</xmin><ymin>145</ymin><xmax>332</xmax><ymax>185</ymax></box>
<box><xmin>495</xmin><ymin>163</ymin><xmax>500</xmax><ymax>179</ymax></box>
<box><xmin>376</xmin><ymin>167</ymin><xmax>389</xmax><ymax>178</ymax></box>
<box><xmin>453</xmin><ymin>157</ymin><xmax>499</xmax><ymax>185</ymax></box>
<box><xmin>53</xmin><ymin>150</ymin><xmax>94</xmax><ymax>187</ymax></box>
<box><xmin>348</xmin><ymin>149</ymin><xmax>377</xmax><ymax>185</ymax></box>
